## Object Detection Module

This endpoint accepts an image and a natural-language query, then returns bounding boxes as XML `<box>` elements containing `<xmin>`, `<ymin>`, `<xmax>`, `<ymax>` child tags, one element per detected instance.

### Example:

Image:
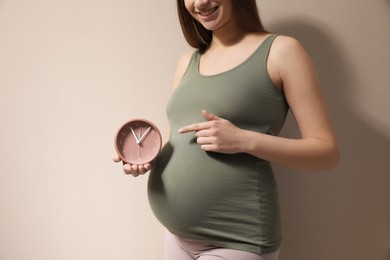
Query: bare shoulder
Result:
<box><xmin>265</xmin><ymin>35</ymin><xmax>306</xmax><ymax>89</ymax></box>
<box><xmin>269</xmin><ymin>35</ymin><xmax>315</xmax><ymax>78</ymax></box>
<box><xmin>172</xmin><ymin>49</ymin><xmax>195</xmax><ymax>91</ymax></box>
<box><xmin>271</xmin><ymin>35</ymin><xmax>306</xmax><ymax>55</ymax></box>
<box><xmin>177</xmin><ymin>50</ymin><xmax>194</xmax><ymax>68</ymax></box>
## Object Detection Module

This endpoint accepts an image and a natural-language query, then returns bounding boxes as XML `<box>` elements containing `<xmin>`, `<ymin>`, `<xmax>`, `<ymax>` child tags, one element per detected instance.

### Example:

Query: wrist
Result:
<box><xmin>238</xmin><ymin>129</ymin><xmax>257</xmax><ymax>154</ymax></box>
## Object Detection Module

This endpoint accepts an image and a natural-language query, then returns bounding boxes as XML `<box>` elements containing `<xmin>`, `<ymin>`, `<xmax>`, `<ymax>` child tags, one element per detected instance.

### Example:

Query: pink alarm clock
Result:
<box><xmin>115</xmin><ymin>119</ymin><xmax>162</xmax><ymax>165</ymax></box>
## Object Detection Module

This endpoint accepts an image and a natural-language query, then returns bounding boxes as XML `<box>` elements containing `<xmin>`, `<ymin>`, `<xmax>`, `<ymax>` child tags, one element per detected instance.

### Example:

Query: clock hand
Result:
<box><xmin>130</xmin><ymin>127</ymin><xmax>140</xmax><ymax>143</ymax></box>
<box><xmin>137</xmin><ymin>127</ymin><xmax>151</xmax><ymax>144</ymax></box>
<box><xmin>138</xmin><ymin>126</ymin><xmax>142</xmax><ymax>158</ymax></box>
<box><xmin>138</xmin><ymin>142</ymin><xmax>140</xmax><ymax>159</ymax></box>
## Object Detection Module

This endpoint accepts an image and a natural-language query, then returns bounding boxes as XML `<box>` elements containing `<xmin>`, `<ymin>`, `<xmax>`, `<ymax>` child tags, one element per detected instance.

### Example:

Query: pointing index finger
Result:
<box><xmin>178</xmin><ymin>122</ymin><xmax>209</xmax><ymax>134</ymax></box>
<box><xmin>178</xmin><ymin>124</ymin><xmax>197</xmax><ymax>134</ymax></box>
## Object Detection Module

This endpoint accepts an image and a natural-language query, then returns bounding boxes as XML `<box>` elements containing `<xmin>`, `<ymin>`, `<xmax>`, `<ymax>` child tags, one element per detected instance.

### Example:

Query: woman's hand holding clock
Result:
<box><xmin>112</xmin><ymin>153</ymin><xmax>151</xmax><ymax>177</ymax></box>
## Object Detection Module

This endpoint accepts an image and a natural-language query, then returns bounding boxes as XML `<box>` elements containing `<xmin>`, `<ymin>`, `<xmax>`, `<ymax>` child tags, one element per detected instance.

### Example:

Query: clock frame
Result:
<box><xmin>115</xmin><ymin>119</ymin><xmax>162</xmax><ymax>165</ymax></box>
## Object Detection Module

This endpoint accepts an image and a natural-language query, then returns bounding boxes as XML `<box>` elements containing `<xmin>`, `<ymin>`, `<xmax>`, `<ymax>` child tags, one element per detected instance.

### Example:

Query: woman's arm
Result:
<box><xmin>245</xmin><ymin>36</ymin><xmax>340</xmax><ymax>170</ymax></box>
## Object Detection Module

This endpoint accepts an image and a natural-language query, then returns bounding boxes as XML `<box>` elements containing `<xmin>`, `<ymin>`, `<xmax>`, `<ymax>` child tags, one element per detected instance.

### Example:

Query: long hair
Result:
<box><xmin>176</xmin><ymin>0</ymin><xmax>267</xmax><ymax>53</ymax></box>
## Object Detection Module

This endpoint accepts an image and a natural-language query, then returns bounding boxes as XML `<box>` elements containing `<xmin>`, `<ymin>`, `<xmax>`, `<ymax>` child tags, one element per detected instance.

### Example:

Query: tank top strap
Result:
<box><xmin>256</xmin><ymin>34</ymin><xmax>279</xmax><ymax>59</ymax></box>
<box><xmin>182</xmin><ymin>50</ymin><xmax>201</xmax><ymax>78</ymax></box>
<box><xmin>250</xmin><ymin>34</ymin><xmax>279</xmax><ymax>75</ymax></box>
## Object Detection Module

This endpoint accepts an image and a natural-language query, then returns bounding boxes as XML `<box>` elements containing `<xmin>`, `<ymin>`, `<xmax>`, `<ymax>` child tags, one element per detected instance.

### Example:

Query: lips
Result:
<box><xmin>197</xmin><ymin>6</ymin><xmax>219</xmax><ymax>17</ymax></box>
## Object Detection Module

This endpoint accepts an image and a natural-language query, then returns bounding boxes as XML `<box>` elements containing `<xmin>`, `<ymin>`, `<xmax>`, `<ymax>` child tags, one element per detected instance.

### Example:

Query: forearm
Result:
<box><xmin>240</xmin><ymin>129</ymin><xmax>340</xmax><ymax>171</ymax></box>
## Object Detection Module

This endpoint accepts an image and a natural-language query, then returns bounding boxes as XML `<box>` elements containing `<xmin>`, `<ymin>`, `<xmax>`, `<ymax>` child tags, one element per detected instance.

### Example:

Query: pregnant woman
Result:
<box><xmin>114</xmin><ymin>0</ymin><xmax>340</xmax><ymax>259</ymax></box>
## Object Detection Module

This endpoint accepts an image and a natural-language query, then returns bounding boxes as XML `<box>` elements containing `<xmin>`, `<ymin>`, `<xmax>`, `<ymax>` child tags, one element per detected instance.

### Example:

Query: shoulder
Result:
<box><xmin>270</xmin><ymin>35</ymin><xmax>308</xmax><ymax>61</ymax></box>
<box><xmin>177</xmin><ymin>50</ymin><xmax>195</xmax><ymax>71</ymax></box>
<box><xmin>269</xmin><ymin>35</ymin><xmax>315</xmax><ymax>77</ymax></box>
<box><xmin>171</xmin><ymin>49</ymin><xmax>196</xmax><ymax>91</ymax></box>
<box><xmin>272</xmin><ymin>35</ymin><xmax>303</xmax><ymax>55</ymax></box>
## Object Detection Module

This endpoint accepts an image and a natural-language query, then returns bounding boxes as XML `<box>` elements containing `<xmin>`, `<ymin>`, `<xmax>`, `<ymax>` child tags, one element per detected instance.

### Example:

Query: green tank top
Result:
<box><xmin>148</xmin><ymin>34</ymin><xmax>288</xmax><ymax>254</ymax></box>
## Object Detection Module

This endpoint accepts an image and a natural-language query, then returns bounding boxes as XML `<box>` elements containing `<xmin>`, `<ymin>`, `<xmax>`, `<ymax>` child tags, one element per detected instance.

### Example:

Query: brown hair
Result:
<box><xmin>176</xmin><ymin>0</ymin><xmax>267</xmax><ymax>53</ymax></box>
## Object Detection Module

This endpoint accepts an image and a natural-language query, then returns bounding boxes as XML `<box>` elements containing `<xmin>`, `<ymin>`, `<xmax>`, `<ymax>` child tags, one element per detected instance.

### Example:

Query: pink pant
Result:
<box><xmin>165</xmin><ymin>231</ymin><xmax>280</xmax><ymax>260</ymax></box>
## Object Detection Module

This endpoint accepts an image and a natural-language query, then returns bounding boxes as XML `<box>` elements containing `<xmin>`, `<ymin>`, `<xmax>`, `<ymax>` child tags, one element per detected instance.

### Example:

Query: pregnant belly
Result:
<box><xmin>147</xmin><ymin>142</ymin><xmax>277</xmax><ymax>237</ymax></box>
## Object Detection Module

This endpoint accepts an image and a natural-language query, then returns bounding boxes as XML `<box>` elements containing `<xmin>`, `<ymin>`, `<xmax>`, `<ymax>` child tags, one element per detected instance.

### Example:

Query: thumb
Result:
<box><xmin>202</xmin><ymin>110</ymin><xmax>220</xmax><ymax>121</ymax></box>
<box><xmin>112</xmin><ymin>153</ymin><xmax>122</xmax><ymax>163</ymax></box>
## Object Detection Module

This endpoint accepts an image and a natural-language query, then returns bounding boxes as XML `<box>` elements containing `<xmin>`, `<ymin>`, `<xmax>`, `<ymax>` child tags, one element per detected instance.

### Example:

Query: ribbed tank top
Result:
<box><xmin>148</xmin><ymin>34</ymin><xmax>289</xmax><ymax>254</ymax></box>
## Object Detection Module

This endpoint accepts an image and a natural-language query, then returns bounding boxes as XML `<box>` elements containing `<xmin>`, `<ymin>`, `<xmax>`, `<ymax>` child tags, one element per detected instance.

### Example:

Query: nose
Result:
<box><xmin>194</xmin><ymin>0</ymin><xmax>210</xmax><ymax>9</ymax></box>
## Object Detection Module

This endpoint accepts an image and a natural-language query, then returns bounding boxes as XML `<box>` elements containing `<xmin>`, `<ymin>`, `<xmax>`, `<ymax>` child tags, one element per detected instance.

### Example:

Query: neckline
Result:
<box><xmin>197</xmin><ymin>34</ymin><xmax>274</xmax><ymax>78</ymax></box>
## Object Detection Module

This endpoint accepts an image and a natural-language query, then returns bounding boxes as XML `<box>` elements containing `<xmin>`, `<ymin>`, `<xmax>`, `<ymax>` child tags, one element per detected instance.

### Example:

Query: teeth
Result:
<box><xmin>199</xmin><ymin>7</ymin><xmax>217</xmax><ymax>16</ymax></box>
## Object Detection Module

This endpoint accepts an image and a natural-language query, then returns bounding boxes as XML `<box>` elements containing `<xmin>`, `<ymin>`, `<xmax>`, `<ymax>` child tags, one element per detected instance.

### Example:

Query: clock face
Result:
<box><xmin>115</xmin><ymin>119</ymin><xmax>162</xmax><ymax>165</ymax></box>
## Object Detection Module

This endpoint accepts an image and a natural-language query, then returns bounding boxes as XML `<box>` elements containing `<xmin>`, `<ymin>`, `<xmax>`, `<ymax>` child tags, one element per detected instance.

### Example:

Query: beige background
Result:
<box><xmin>0</xmin><ymin>0</ymin><xmax>389</xmax><ymax>259</ymax></box>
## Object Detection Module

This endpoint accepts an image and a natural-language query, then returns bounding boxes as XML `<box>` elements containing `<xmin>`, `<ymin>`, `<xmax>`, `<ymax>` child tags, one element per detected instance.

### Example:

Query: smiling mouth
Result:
<box><xmin>197</xmin><ymin>6</ymin><xmax>219</xmax><ymax>17</ymax></box>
